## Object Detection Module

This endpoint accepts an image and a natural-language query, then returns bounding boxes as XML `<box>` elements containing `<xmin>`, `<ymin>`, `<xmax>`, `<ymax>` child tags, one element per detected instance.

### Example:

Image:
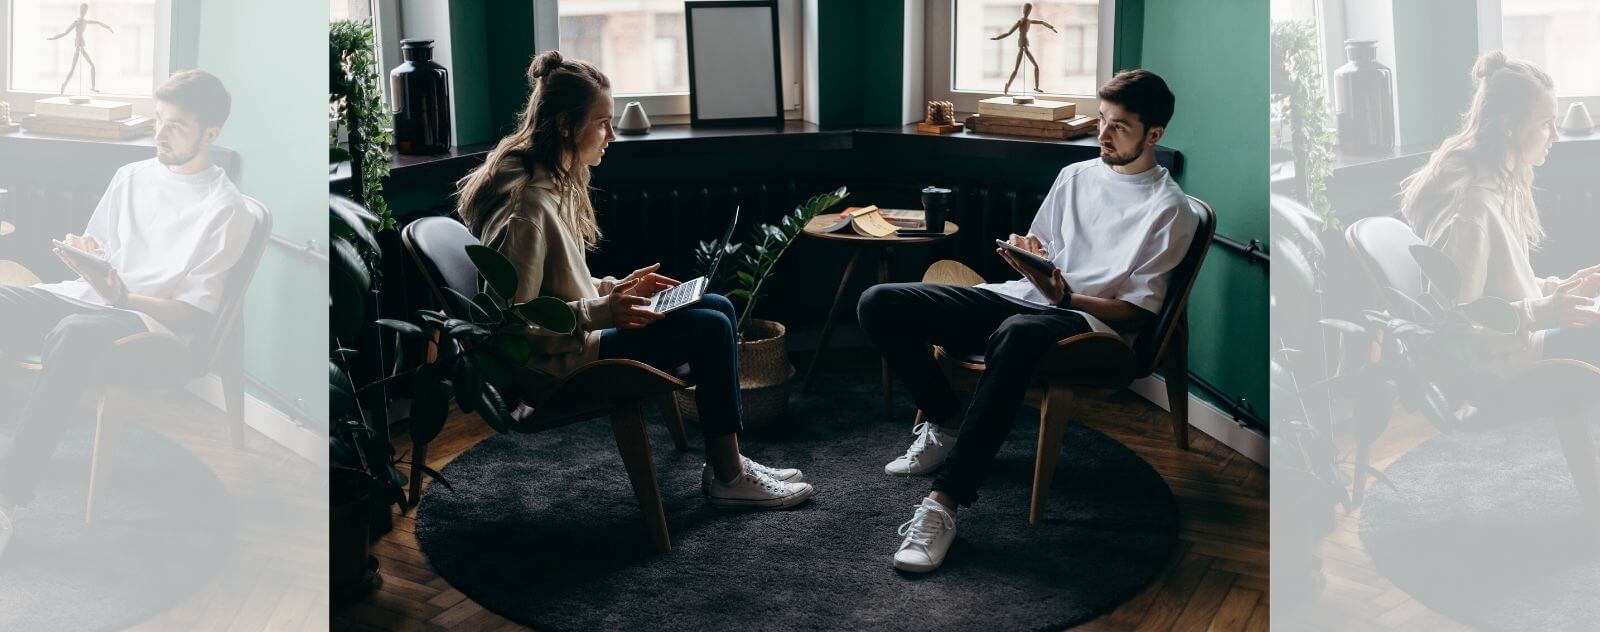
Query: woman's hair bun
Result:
<box><xmin>529</xmin><ymin>50</ymin><xmax>566</xmax><ymax>82</ymax></box>
<box><xmin>1473</xmin><ymin>51</ymin><xmax>1508</xmax><ymax>82</ymax></box>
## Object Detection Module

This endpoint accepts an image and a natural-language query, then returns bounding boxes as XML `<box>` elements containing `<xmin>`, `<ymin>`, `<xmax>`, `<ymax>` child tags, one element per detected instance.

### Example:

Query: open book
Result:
<box><xmin>817</xmin><ymin>205</ymin><xmax>927</xmax><ymax>237</ymax></box>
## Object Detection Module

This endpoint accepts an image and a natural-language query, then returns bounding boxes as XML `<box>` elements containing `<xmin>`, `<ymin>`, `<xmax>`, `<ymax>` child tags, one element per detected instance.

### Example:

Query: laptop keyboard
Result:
<box><xmin>653</xmin><ymin>277</ymin><xmax>704</xmax><ymax>312</ymax></box>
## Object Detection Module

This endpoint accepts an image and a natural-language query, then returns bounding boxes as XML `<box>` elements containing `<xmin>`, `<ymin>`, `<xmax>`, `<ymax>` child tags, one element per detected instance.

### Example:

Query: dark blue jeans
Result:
<box><xmin>858</xmin><ymin>283</ymin><xmax>1094</xmax><ymax>507</ymax></box>
<box><xmin>0</xmin><ymin>286</ymin><xmax>147</xmax><ymax>505</ymax></box>
<box><xmin>598</xmin><ymin>293</ymin><xmax>742</xmax><ymax>438</ymax></box>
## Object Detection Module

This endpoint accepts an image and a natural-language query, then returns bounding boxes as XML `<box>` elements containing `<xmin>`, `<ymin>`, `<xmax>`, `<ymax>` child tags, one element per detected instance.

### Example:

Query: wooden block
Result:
<box><xmin>977</xmin><ymin>96</ymin><xmax>1076</xmax><ymax>121</ymax></box>
<box><xmin>21</xmin><ymin>114</ymin><xmax>154</xmax><ymax>140</ymax></box>
<box><xmin>964</xmin><ymin>114</ymin><xmax>1098</xmax><ymax>140</ymax></box>
<box><xmin>33</xmin><ymin>96</ymin><xmax>134</xmax><ymax>121</ymax></box>
<box><xmin>916</xmin><ymin>121</ymin><xmax>963</xmax><ymax>135</ymax></box>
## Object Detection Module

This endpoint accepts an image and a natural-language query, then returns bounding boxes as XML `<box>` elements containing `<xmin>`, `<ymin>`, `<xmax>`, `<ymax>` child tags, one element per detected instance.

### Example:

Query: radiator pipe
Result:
<box><xmin>1212</xmin><ymin>234</ymin><xmax>1269</xmax><ymax>268</ymax></box>
<box><xmin>1188</xmin><ymin>371</ymin><xmax>1266</xmax><ymax>432</ymax></box>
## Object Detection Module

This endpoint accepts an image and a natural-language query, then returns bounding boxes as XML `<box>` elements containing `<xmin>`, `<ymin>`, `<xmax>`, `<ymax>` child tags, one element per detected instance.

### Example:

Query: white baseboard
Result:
<box><xmin>1129</xmin><ymin>376</ymin><xmax>1268</xmax><ymax>466</ymax></box>
<box><xmin>186</xmin><ymin>375</ymin><xmax>325</xmax><ymax>466</ymax></box>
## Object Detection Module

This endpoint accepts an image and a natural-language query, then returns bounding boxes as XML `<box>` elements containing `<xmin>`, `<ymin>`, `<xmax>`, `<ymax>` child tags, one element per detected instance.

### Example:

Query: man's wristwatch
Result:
<box><xmin>113</xmin><ymin>285</ymin><xmax>131</xmax><ymax>309</ymax></box>
<box><xmin>1054</xmin><ymin>291</ymin><xmax>1073</xmax><ymax>309</ymax></box>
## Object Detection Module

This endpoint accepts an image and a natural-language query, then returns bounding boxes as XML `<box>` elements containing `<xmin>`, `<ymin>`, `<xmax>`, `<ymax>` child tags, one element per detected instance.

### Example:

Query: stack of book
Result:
<box><xmin>22</xmin><ymin>96</ymin><xmax>153</xmax><ymax>140</ymax></box>
<box><xmin>964</xmin><ymin>96</ymin><xmax>1097</xmax><ymax>140</ymax></box>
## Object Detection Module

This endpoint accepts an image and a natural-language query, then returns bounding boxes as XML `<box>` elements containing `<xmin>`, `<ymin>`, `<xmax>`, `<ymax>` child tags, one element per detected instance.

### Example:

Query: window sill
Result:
<box><xmin>329</xmin><ymin>120</ymin><xmax>1179</xmax><ymax>188</ymax></box>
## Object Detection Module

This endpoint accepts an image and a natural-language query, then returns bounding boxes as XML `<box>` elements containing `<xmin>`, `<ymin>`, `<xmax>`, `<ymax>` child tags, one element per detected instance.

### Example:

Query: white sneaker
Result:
<box><xmin>885</xmin><ymin>422</ymin><xmax>958</xmax><ymax>476</ymax></box>
<box><xmin>701</xmin><ymin>455</ymin><xmax>804</xmax><ymax>492</ymax></box>
<box><xmin>894</xmin><ymin>497</ymin><xmax>957</xmax><ymax>573</ymax></box>
<box><xmin>0</xmin><ymin>505</ymin><xmax>14</xmax><ymax>562</ymax></box>
<box><xmin>705</xmin><ymin>469</ymin><xmax>815</xmax><ymax>509</ymax></box>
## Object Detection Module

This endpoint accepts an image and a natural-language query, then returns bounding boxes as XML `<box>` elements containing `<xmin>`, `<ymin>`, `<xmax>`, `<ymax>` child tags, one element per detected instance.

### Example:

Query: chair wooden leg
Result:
<box><xmin>611</xmin><ymin>404</ymin><xmax>671</xmax><ymax>553</ymax></box>
<box><xmin>1163</xmin><ymin>324</ymin><xmax>1191</xmax><ymax>450</ymax></box>
<box><xmin>912</xmin><ymin>408</ymin><xmax>924</xmax><ymax>431</ymax></box>
<box><xmin>408</xmin><ymin>440</ymin><xmax>428</xmax><ymax>508</ymax></box>
<box><xmin>658</xmin><ymin>393</ymin><xmax>688</xmax><ymax>451</ymax></box>
<box><xmin>1554</xmin><ymin>416</ymin><xmax>1600</xmax><ymax>520</ymax></box>
<box><xmin>1029</xmin><ymin>385</ymin><xmax>1074</xmax><ymax>524</ymax></box>
<box><xmin>86</xmin><ymin>390</ymin><xmax>122</xmax><ymax>525</ymax></box>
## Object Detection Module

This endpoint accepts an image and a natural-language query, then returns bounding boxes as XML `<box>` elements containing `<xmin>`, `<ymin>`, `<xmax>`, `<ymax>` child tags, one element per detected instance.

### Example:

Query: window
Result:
<box><xmin>927</xmin><ymin>0</ymin><xmax>1115</xmax><ymax>114</ymax></box>
<box><xmin>1486</xmin><ymin>0</ymin><xmax>1600</xmax><ymax>113</ymax></box>
<box><xmin>2</xmin><ymin>0</ymin><xmax>171</xmax><ymax>115</ymax></box>
<box><xmin>537</xmin><ymin>0</ymin><xmax>803</xmax><ymax>122</ymax></box>
<box><xmin>330</xmin><ymin>0</ymin><xmax>400</xmax><ymax>106</ymax></box>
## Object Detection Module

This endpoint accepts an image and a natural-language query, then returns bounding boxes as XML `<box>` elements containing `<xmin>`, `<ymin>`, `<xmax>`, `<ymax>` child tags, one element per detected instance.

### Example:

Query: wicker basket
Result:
<box><xmin>674</xmin><ymin>319</ymin><xmax>795</xmax><ymax>429</ymax></box>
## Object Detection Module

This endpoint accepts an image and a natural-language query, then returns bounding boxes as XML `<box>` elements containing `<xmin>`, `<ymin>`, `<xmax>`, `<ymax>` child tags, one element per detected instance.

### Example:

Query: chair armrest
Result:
<box><xmin>516</xmin><ymin>359</ymin><xmax>692</xmax><ymax>430</ymax></box>
<box><xmin>922</xmin><ymin>260</ymin><xmax>984</xmax><ymax>286</ymax></box>
<box><xmin>0</xmin><ymin>260</ymin><xmax>41</xmax><ymax>286</ymax></box>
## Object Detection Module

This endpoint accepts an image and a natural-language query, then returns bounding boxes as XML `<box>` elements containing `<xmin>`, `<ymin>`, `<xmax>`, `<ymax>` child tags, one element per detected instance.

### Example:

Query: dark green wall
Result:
<box><xmin>1139</xmin><ymin>0</ymin><xmax>1271</xmax><ymax>413</ymax></box>
<box><xmin>388</xmin><ymin>0</ymin><xmax>1271</xmax><ymax>421</ymax></box>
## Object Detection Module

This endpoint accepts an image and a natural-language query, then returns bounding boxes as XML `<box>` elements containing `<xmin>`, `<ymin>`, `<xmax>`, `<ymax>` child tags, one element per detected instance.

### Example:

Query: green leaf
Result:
<box><xmin>1318</xmin><ymin>318</ymin><xmax>1367</xmax><ymax>336</ymax></box>
<box><xmin>466</xmin><ymin>244</ymin><xmax>519</xmax><ymax>300</ymax></box>
<box><xmin>736</xmin><ymin>271</ymin><xmax>756</xmax><ymax>286</ymax></box>
<box><xmin>516</xmin><ymin>296</ymin><xmax>577</xmax><ymax>334</ymax></box>
<box><xmin>330</xmin><ymin>145</ymin><xmax>352</xmax><ymax>164</ymax></box>
<box><xmin>409</xmin><ymin>363</ymin><xmax>449</xmax><ymax>446</ymax></box>
<box><xmin>329</xmin><ymin>360</ymin><xmax>359</xmax><ymax>417</ymax></box>
<box><xmin>330</xmin><ymin>263</ymin><xmax>366</xmax><ymax>342</ymax></box>
<box><xmin>727</xmin><ymin>288</ymin><xmax>752</xmax><ymax>300</ymax></box>
<box><xmin>1383</xmin><ymin>287</ymin><xmax>1431</xmax><ymax>322</ymax></box>
<box><xmin>474</xmin><ymin>350</ymin><xmax>515</xmax><ymax>391</ymax></box>
<box><xmin>453</xmin><ymin>356</ymin><xmax>481</xmax><ymax>415</ymax></box>
<box><xmin>329</xmin><ymin>195</ymin><xmax>379</xmax><ymax>254</ymax></box>
<box><xmin>417</xmin><ymin>309</ymin><xmax>448</xmax><ymax>327</ymax></box>
<box><xmin>1409</xmin><ymin>245</ymin><xmax>1461</xmax><ymax>304</ymax></box>
<box><xmin>375</xmin><ymin>318</ymin><xmax>425</xmax><ymax>337</ymax></box>
<box><xmin>444</xmin><ymin>319</ymin><xmax>491</xmax><ymax>340</ymax></box>
<box><xmin>493</xmin><ymin>334</ymin><xmax>534</xmax><ymax>365</ymax></box>
<box><xmin>441</xmin><ymin>287</ymin><xmax>477</xmax><ymax>320</ymax></box>
<box><xmin>476</xmin><ymin>382</ymin><xmax>513</xmax><ymax>433</ymax></box>
<box><xmin>472</xmin><ymin>292</ymin><xmax>504</xmax><ymax>323</ymax></box>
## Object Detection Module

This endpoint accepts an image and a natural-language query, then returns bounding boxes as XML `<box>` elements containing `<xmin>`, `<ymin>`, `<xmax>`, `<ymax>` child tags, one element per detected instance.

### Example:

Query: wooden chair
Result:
<box><xmin>917</xmin><ymin>196</ymin><xmax>1216</xmax><ymax>524</ymax></box>
<box><xmin>401</xmin><ymin>216</ymin><xmax>692</xmax><ymax>553</ymax></box>
<box><xmin>1</xmin><ymin>196</ymin><xmax>272</xmax><ymax>523</ymax></box>
<box><xmin>1345</xmin><ymin>216</ymin><xmax>1600</xmax><ymax>516</ymax></box>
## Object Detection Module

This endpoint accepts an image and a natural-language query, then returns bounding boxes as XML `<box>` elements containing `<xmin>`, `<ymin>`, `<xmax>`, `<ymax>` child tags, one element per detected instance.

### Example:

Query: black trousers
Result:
<box><xmin>857</xmin><ymin>283</ymin><xmax>1093</xmax><ymax>507</ymax></box>
<box><xmin>0</xmin><ymin>286</ymin><xmax>146</xmax><ymax>505</ymax></box>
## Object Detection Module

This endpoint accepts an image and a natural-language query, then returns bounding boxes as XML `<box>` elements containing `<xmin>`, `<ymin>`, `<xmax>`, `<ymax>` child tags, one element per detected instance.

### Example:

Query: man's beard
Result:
<box><xmin>157</xmin><ymin>138</ymin><xmax>203</xmax><ymax>165</ymax></box>
<box><xmin>1100</xmin><ymin>142</ymin><xmax>1145</xmax><ymax>167</ymax></box>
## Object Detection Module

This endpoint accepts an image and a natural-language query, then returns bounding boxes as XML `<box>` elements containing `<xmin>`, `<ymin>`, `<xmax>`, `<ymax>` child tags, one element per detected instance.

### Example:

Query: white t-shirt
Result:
<box><xmin>977</xmin><ymin>158</ymin><xmax>1199</xmax><ymax>338</ymax></box>
<box><xmin>34</xmin><ymin>158</ymin><xmax>253</xmax><ymax>336</ymax></box>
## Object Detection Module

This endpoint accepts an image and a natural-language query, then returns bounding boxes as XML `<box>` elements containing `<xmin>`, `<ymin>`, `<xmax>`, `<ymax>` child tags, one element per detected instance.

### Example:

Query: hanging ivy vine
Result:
<box><xmin>330</xmin><ymin>19</ymin><xmax>394</xmax><ymax>230</ymax></box>
<box><xmin>1271</xmin><ymin>20</ymin><xmax>1337</xmax><ymax>232</ymax></box>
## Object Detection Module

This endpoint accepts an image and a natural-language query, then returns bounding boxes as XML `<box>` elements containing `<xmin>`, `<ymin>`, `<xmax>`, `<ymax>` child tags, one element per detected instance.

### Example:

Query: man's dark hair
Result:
<box><xmin>1097</xmin><ymin>69</ymin><xmax>1175</xmax><ymax>130</ymax></box>
<box><xmin>155</xmin><ymin>70</ymin><xmax>232</xmax><ymax>129</ymax></box>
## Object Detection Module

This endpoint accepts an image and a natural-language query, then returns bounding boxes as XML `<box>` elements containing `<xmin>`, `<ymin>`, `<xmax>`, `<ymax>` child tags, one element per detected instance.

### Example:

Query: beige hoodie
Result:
<box><xmin>469</xmin><ymin>164</ymin><xmax>619</xmax><ymax>385</ymax></box>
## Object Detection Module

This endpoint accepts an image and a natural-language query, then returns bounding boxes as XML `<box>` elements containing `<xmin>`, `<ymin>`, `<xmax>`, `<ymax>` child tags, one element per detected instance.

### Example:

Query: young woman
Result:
<box><xmin>454</xmin><ymin>50</ymin><xmax>814</xmax><ymax>509</ymax></box>
<box><xmin>1401</xmin><ymin>52</ymin><xmax>1600</xmax><ymax>371</ymax></box>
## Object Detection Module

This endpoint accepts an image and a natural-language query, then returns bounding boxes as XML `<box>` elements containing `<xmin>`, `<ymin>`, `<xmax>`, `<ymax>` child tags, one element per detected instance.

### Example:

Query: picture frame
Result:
<box><xmin>685</xmin><ymin>0</ymin><xmax>783</xmax><ymax>128</ymax></box>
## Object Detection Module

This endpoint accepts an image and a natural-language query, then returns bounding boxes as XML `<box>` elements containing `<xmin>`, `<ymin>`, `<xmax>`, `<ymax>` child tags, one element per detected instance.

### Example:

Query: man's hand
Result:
<box><xmin>997</xmin><ymin>233</ymin><xmax>1070</xmax><ymax>306</ymax></box>
<box><xmin>618</xmin><ymin>262</ymin><xmax>680</xmax><ymax>299</ymax></box>
<box><xmin>62</xmin><ymin>233</ymin><xmax>106</xmax><ymax>259</ymax></box>
<box><xmin>608</xmin><ymin>277</ymin><xmax>665</xmax><ymax>330</ymax></box>
<box><xmin>54</xmin><ymin>244</ymin><xmax>127</xmax><ymax>308</ymax></box>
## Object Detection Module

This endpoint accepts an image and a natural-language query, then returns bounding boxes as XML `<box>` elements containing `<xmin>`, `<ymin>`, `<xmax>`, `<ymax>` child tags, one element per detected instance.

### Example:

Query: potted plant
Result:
<box><xmin>330</xmin><ymin>18</ymin><xmax>394</xmax><ymax>229</ymax></box>
<box><xmin>1270</xmin><ymin>19</ymin><xmax>1337</xmax><ymax>232</ymax></box>
<box><xmin>677</xmin><ymin>187</ymin><xmax>849</xmax><ymax>428</ymax></box>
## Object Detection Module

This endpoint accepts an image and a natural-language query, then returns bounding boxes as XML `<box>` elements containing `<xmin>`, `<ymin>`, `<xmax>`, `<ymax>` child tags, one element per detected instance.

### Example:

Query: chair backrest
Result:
<box><xmin>1134</xmin><ymin>195</ymin><xmax>1217</xmax><ymax>376</ymax></box>
<box><xmin>192</xmin><ymin>195</ymin><xmax>272</xmax><ymax>374</ymax></box>
<box><xmin>1345</xmin><ymin>216</ymin><xmax>1426</xmax><ymax>305</ymax></box>
<box><xmin>401</xmin><ymin>216</ymin><xmax>483</xmax><ymax>317</ymax></box>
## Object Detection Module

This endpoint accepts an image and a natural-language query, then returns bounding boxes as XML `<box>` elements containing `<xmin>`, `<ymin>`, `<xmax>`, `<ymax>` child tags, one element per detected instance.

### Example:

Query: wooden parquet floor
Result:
<box><xmin>0</xmin><ymin>387</ymin><xmax>329</xmax><ymax>631</ymax></box>
<box><xmin>332</xmin><ymin>355</ymin><xmax>1271</xmax><ymax>632</ymax></box>
<box><xmin>1273</xmin><ymin>411</ymin><xmax>1479</xmax><ymax>631</ymax></box>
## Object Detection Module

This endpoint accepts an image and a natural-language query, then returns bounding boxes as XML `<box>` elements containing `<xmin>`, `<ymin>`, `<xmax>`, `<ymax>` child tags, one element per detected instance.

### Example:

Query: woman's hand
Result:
<box><xmin>619</xmin><ymin>262</ymin><xmax>680</xmax><ymax>299</ymax></box>
<box><xmin>1558</xmin><ymin>264</ymin><xmax>1600</xmax><ymax>298</ymax></box>
<box><xmin>1529</xmin><ymin>276</ymin><xmax>1600</xmax><ymax>330</ymax></box>
<box><xmin>608</xmin><ymin>277</ymin><xmax>665</xmax><ymax>329</ymax></box>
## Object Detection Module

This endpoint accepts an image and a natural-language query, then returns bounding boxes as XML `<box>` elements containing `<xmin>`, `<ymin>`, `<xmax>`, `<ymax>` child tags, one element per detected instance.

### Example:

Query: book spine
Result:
<box><xmin>22</xmin><ymin>120</ymin><xmax>146</xmax><ymax>139</ymax></box>
<box><xmin>976</xmin><ymin>103</ymin><xmax>1075</xmax><ymax>121</ymax></box>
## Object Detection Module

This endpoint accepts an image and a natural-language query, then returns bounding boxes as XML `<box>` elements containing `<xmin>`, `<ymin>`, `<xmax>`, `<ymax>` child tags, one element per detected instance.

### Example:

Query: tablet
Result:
<box><xmin>995</xmin><ymin>238</ymin><xmax>1056</xmax><ymax>273</ymax></box>
<box><xmin>52</xmin><ymin>239</ymin><xmax>112</xmax><ymax>277</ymax></box>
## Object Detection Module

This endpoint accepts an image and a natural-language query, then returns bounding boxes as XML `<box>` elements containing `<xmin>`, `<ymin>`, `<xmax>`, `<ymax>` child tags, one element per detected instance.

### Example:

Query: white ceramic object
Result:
<box><xmin>616</xmin><ymin>101</ymin><xmax>650</xmax><ymax>135</ymax></box>
<box><xmin>1561</xmin><ymin>102</ymin><xmax>1593</xmax><ymax>135</ymax></box>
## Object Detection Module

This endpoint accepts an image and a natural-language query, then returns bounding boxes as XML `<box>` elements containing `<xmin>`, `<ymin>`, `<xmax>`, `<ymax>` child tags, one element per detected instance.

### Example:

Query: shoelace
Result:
<box><xmin>746</xmin><ymin>471</ymin><xmax>787</xmax><ymax>494</ymax></box>
<box><xmin>897</xmin><ymin>503</ymin><xmax>953</xmax><ymax>549</ymax></box>
<box><xmin>901</xmin><ymin>422</ymin><xmax>944</xmax><ymax>462</ymax></box>
<box><xmin>743</xmin><ymin>456</ymin><xmax>785</xmax><ymax>480</ymax></box>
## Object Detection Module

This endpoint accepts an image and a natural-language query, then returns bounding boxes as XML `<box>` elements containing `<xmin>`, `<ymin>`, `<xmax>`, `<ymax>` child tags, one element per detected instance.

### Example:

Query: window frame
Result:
<box><xmin>1</xmin><ymin>0</ymin><xmax>173</xmax><ymax>117</ymax></box>
<box><xmin>924</xmin><ymin>0</ymin><xmax>1116</xmax><ymax>116</ymax></box>
<box><xmin>534</xmin><ymin>0</ymin><xmax>805</xmax><ymax>125</ymax></box>
<box><xmin>1478</xmin><ymin>0</ymin><xmax>1600</xmax><ymax>117</ymax></box>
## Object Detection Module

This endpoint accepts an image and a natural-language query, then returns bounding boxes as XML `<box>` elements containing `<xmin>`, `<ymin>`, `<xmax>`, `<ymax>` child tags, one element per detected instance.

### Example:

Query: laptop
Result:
<box><xmin>647</xmin><ymin>205</ymin><xmax>740</xmax><ymax>313</ymax></box>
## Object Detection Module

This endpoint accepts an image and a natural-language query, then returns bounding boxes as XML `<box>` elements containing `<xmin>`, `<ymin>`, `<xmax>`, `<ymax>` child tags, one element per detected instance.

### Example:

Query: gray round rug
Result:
<box><xmin>1361</xmin><ymin>419</ymin><xmax>1600</xmax><ymax>631</ymax></box>
<box><xmin>416</xmin><ymin>379</ymin><xmax>1179</xmax><ymax>632</ymax></box>
<box><xmin>0</xmin><ymin>423</ymin><xmax>237</xmax><ymax>632</ymax></box>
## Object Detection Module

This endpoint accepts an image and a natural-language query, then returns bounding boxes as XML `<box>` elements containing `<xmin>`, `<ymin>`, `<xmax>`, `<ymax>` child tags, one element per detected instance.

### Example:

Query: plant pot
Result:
<box><xmin>674</xmin><ymin>319</ymin><xmax>795</xmax><ymax>430</ymax></box>
<box><xmin>331</xmin><ymin>467</ymin><xmax>383</xmax><ymax>604</ymax></box>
